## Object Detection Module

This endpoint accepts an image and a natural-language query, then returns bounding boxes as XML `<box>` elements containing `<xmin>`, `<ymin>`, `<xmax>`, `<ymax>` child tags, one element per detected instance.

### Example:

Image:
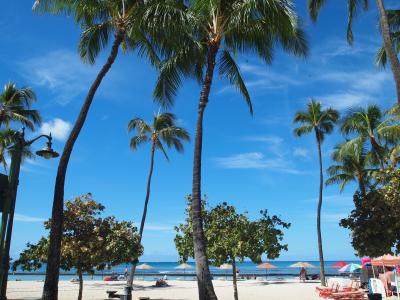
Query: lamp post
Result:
<box><xmin>0</xmin><ymin>129</ymin><xmax>59</xmax><ymax>300</ymax></box>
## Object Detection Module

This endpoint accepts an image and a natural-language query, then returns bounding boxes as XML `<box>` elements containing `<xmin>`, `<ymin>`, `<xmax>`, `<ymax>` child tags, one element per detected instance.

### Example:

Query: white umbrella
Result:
<box><xmin>219</xmin><ymin>263</ymin><xmax>233</xmax><ymax>280</ymax></box>
<box><xmin>219</xmin><ymin>263</ymin><xmax>233</xmax><ymax>270</ymax></box>
<box><xmin>137</xmin><ymin>263</ymin><xmax>154</xmax><ymax>270</ymax></box>
<box><xmin>289</xmin><ymin>262</ymin><xmax>317</xmax><ymax>268</ymax></box>
<box><xmin>175</xmin><ymin>263</ymin><xmax>193</xmax><ymax>280</ymax></box>
<box><xmin>136</xmin><ymin>263</ymin><xmax>154</xmax><ymax>280</ymax></box>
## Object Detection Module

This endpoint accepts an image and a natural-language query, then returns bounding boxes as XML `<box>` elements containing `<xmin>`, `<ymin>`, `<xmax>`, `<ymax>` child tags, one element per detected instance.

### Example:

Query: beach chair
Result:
<box><xmin>328</xmin><ymin>290</ymin><xmax>365</xmax><ymax>299</ymax></box>
<box><xmin>316</xmin><ymin>283</ymin><xmax>339</xmax><ymax>298</ymax></box>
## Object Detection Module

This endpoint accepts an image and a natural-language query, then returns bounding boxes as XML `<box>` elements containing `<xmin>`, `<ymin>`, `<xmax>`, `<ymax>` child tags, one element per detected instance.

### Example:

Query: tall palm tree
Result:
<box><xmin>153</xmin><ymin>1</ymin><xmax>308</xmax><ymax>298</ymax></box>
<box><xmin>308</xmin><ymin>0</ymin><xmax>400</xmax><ymax>104</ymax></box>
<box><xmin>32</xmin><ymin>1</ymin><xmax>169</xmax><ymax>298</ymax></box>
<box><xmin>293</xmin><ymin>99</ymin><xmax>339</xmax><ymax>286</ymax></box>
<box><xmin>0</xmin><ymin>83</ymin><xmax>41</xmax><ymax>131</ymax></box>
<box><xmin>326</xmin><ymin>142</ymin><xmax>374</xmax><ymax>196</ymax></box>
<box><xmin>126</xmin><ymin>112</ymin><xmax>189</xmax><ymax>288</ymax></box>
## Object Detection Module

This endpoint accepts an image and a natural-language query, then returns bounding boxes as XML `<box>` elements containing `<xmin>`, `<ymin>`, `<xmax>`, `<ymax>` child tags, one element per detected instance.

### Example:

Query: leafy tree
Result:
<box><xmin>127</xmin><ymin>112</ymin><xmax>189</xmax><ymax>284</ymax></box>
<box><xmin>175</xmin><ymin>198</ymin><xmax>290</xmax><ymax>300</ymax></box>
<box><xmin>13</xmin><ymin>194</ymin><xmax>143</xmax><ymax>300</ymax></box>
<box><xmin>0</xmin><ymin>83</ymin><xmax>41</xmax><ymax>131</ymax></box>
<box><xmin>326</xmin><ymin>141</ymin><xmax>374</xmax><ymax>196</ymax></box>
<box><xmin>340</xmin><ymin>190</ymin><xmax>397</xmax><ymax>257</ymax></box>
<box><xmin>308</xmin><ymin>0</ymin><xmax>400</xmax><ymax>104</ymax></box>
<box><xmin>31</xmin><ymin>1</ymin><xmax>175</xmax><ymax>297</ymax></box>
<box><xmin>154</xmin><ymin>1</ymin><xmax>308</xmax><ymax>297</ymax></box>
<box><xmin>293</xmin><ymin>99</ymin><xmax>339</xmax><ymax>286</ymax></box>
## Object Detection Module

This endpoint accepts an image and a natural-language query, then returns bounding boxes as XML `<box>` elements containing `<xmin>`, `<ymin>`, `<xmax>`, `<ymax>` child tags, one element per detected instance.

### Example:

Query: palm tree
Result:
<box><xmin>308</xmin><ymin>0</ymin><xmax>400</xmax><ymax>104</ymax></box>
<box><xmin>0</xmin><ymin>83</ymin><xmax>41</xmax><ymax>131</ymax></box>
<box><xmin>126</xmin><ymin>112</ymin><xmax>189</xmax><ymax>287</ymax></box>
<box><xmin>32</xmin><ymin>1</ymin><xmax>170</xmax><ymax>298</ymax></box>
<box><xmin>326</xmin><ymin>142</ymin><xmax>374</xmax><ymax>196</ymax></box>
<box><xmin>340</xmin><ymin>105</ymin><xmax>388</xmax><ymax>168</ymax></box>
<box><xmin>293</xmin><ymin>99</ymin><xmax>339</xmax><ymax>286</ymax></box>
<box><xmin>153</xmin><ymin>2</ymin><xmax>308</xmax><ymax>298</ymax></box>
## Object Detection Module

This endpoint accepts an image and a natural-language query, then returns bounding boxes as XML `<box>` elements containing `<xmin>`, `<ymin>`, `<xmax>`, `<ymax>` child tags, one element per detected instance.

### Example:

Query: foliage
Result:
<box><xmin>128</xmin><ymin>112</ymin><xmax>190</xmax><ymax>160</ymax></box>
<box><xmin>293</xmin><ymin>99</ymin><xmax>339</xmax><ymax>142</ymax></box>
<box><xmin>13</xmin><ymin>194</ymin><xmax>142</xmax><ymax>276</ymax></box>
<box><xmin>308</xmin><ymin>0</ymin><xmax>369</xmax><ymax>44</ymax></box>
<box><xmin>152</xmin><ymin>0</ymin><xmax>308</xmax><ymax>108</ymax></box>
<box><xmin>0</xmin><ymin>82</ymin><xmax>41</xmax><ymax>131</ymax></box>
<box><xmin>174</xmin><ymin>196</ymin><xmax>290</xmax><ymax>265</ymax></box>
<box><xmin>340</xmin><ymin>169</ymin><xmax>400</xmax><ymax>257</ymax></box>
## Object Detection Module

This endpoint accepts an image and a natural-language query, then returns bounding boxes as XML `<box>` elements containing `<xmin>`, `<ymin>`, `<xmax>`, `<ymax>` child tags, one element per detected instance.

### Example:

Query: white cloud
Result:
<box><xmin>142</xmin><ymin>223</ymin><xmax>175</xmax><ymax>232</ymax></box>
<box><xmin>40</xmin><ymin>118</ymin><xmax>71</xmax><ymax>141</ymax></box>
<box><xmin>319</xmin><ymin>92</ymin><xmax>374</xmax><ymax>110</ymax></box>
<box><xmin>322</xmin><ymin>212</ymin><xmax>349</xmax><ymax>223</ymax></box>
<box><xmin>19</xmin><ymin>50</ymin><xmax>98</xmax><ymax>105</ymax></box>
<box><xmin>293</xmin><ymin>148</ymin><xmax>309</xmax><ymax>158</ymax></box>
<box><xmin>214</xmin><ymin>152</ymin><xmax>300</xmax><ymax>174</ymax></box>
<box><xmin>14</xmin><ymin>213</ymin><xmax>46</xmax><ymax>223</ymax></box>
<box><xmin>318</xmin><ymin>71</ymin><xmax>390</xmax><ymax>93</ymax></box>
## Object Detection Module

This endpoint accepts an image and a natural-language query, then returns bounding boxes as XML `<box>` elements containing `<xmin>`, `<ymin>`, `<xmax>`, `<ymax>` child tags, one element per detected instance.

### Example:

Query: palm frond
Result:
<box><xmin>219</xmin><ymin>50</ymin><xmax>252</xmax><ymax>114</ymax></box>
<box><xmin>79</xmin><ymin>21</ymin><xmax>113</xmax><ymax>64</ymax></box>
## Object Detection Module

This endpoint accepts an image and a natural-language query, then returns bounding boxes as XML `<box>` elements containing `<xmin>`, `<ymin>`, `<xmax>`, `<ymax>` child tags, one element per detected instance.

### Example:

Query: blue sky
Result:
<box><xmin>1</xmin><ymin>1</ymin><xmax>397</xmax><ymax>262</ymax></box>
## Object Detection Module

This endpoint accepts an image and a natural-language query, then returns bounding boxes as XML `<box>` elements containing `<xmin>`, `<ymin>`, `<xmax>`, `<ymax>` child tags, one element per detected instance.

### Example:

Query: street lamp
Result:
<box><xmin>0</xmin><ymin>129</ymin><xmax>59</xmax><ymax>299</ymax></box>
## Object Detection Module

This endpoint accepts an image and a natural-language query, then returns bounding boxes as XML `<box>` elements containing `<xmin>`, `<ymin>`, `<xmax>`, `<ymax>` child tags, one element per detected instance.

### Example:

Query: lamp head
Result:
<box><xmin>36</xmin><ymin>134</ymin><xmax>59</xmax><ymax>159</ymax></box>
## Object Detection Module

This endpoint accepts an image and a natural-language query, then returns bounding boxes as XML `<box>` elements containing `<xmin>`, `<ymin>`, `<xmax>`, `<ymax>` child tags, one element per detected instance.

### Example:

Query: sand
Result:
<box><xmin>6</xmin><ymin>279</ymin><xmax>323</xmax><ymax>300</ymax></box>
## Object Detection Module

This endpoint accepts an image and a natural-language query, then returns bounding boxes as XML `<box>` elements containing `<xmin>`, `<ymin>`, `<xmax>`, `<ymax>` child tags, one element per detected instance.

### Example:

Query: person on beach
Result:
<box><xmin>299</xmin><ymin>268</ymin><xmax>307</xmax><ymax>282</ymax></box>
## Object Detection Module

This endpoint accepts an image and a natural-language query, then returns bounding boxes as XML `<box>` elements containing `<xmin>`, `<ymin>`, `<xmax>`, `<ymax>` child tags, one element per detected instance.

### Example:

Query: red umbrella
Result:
<box><xmin>331</xmin><ymin>261</ymin><xmax>347</xmax><ymax>268</ymax></box>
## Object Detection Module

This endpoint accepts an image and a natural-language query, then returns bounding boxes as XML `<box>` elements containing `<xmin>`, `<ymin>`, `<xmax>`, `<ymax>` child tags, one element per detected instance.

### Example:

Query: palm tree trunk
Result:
<box><xmin>127</xmin><ymin>141</ymin><xmax>156</xmax><ymax>289</ymax></box>
<box><xmin>316</xmin><ymin>132</ymin><xmax>326</xmax><ymax>286</ymax></box>
<box><xmin>192</xmin><ymin>43</ymin><xmax>219</xmax><ymax>300</ymax></box>
<box><xmin>375</xmin><ymin>0</ymin><xmax>400</xmax><ymax>104</ymax></box>
<box><xmin>232</xmin><ymin>259</ymin><xmax>239</xmax><ymax>300</ymax></box>
<box><xmin>358</xmin><ymin>173</ymin><xmax>366</xmax><ymax>196</ymax></box>
<box><xmin>42</xmin><ymin>28</ymin><xmax>125</xmax><ymax>300</ymax></box>
<box><xmin>77</xmin><ymin>269</ymin><xmax>83</xmax><ymax>300</ymax></box>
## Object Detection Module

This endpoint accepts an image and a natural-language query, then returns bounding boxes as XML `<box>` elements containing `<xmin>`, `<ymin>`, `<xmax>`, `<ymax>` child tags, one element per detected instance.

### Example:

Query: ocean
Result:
<box><xmin>9</xmin><ymin>260</ymin><xmax>359</xmax><ymax>281</ymax></box>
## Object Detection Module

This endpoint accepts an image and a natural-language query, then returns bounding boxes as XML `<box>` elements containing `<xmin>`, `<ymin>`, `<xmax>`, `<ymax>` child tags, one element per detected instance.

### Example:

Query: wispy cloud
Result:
<box><xmin>320</xmin><ymin>92</ymin><xmax>374</xmax><ymax>110</ymax></box>
<box><xmin>293</xmin><ymin>147</ymin><xmax>309</xmax><ymax>158</ymax></box>
<box><xmin>14</xmin><ymin>213</ymin><xmax>46</xmax><ymax>223</ymax></box>
<box><xmin>40</xmin><ymin>118</ymin><xmax>72</xmax><ymax>141</ymax></box>
<box><xmin>141</xmin><ymin>223</ymin><xmax>176</xmax><ymax>232</ymax></box>
<box><xmin>214</xmin><ymin>152</ymin><xmax>300</xmax><ymax>174</ymax></box>
<box><xmin>19</xmin><ymin>50</ymin><xmax>98</xmax><ymax>105</ymax></box>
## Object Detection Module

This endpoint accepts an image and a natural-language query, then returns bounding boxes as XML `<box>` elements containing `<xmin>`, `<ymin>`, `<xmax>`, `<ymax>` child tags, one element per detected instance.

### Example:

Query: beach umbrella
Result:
<box><xmin>372</xmin><ymin>254</ymin><xmax>400</xmax><ymax>300</ymax></box>
<box><xmin>219</xmin><ymin>263</ymin><xmax>233</xmax><ymax>269</ymax></box>
<box><xmin>289</xmin><ymin>262</ymin><xmax>316</xmax><ymax>268</ymax></box>
<box><xmin>219</xmin><ymin>263</ymin><xmax>233</xmax><ymax>280</ymax></box>
<box><xmin>331</xmin><ymin>261</ymin><xmax>347</xmax><ymax>268</ymax></box>
<box><xmin>338</xmin><ymin>263</ymin><xmax>361</xmax><ymax>273</ymax></box>
<box><xmin>256</xmin><ymin>262</ymin><xmax>277</xmax><ymax>280</ymax></box>
<box><xmin>136</xmin><ymin>263</ymin><xmax>154</xmax><ymax>280</ymax></box>
<box><xmin>175</xmin><ymin>263</ymin><xmax>193</xmax><ymax>280</ymax></box>
<box><xmin>137</xmin><ymin>263</ymin><xmax>154</xmax><ymax>270</ymax></box>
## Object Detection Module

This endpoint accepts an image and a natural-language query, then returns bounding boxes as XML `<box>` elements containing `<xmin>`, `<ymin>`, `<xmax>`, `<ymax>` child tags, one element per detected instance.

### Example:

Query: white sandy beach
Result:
<box><xmin>6</xmin><ymin>279</ymin><xmax>323</xmax><ymax>300</ymax></box>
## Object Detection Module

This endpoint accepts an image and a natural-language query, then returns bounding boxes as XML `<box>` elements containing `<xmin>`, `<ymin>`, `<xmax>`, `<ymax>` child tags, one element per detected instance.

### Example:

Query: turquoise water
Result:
<box><xmin>9</xmin><ymin>260</ymin><xmax>359</xmax><ymax>281</ymax></box>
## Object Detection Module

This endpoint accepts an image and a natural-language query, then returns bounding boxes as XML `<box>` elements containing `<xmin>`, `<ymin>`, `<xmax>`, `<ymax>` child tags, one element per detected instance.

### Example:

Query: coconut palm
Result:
<box><xmin>126</xmin><ymin>112</ymin><xmax>189</xmax><ymax>286</ymax></box>
<box><xmin>31</xmin><ymin>1</ymin><xmax>172</xmax><ymax>298</ymax></box>
<box><xmin>153</xmin><ymin>1</ymin><xmax>308</xmax><ymax>298</ymax></box>
<box><xmin>0</xmin><ymin>83</ymin><xmax>41</xmax><ymax>131</ymax></box>
<box><xmin>293</xmin><ymin>99</ymin><xmax>339</xmax><ymax>286</ymax></box>
<box><xmin>326</xmin><ymin>142</ymin><xmax>374</xmax><ymax>196</ymax></box>
<box><xmin>308</xmin><ymin>0</ymin><xmax>400</xmax><ymax>104</ymax></box>
<box><xmin>340</xmin><ymin>105</ymin><xmax>389</xmax><ymax>168</ymax></box>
